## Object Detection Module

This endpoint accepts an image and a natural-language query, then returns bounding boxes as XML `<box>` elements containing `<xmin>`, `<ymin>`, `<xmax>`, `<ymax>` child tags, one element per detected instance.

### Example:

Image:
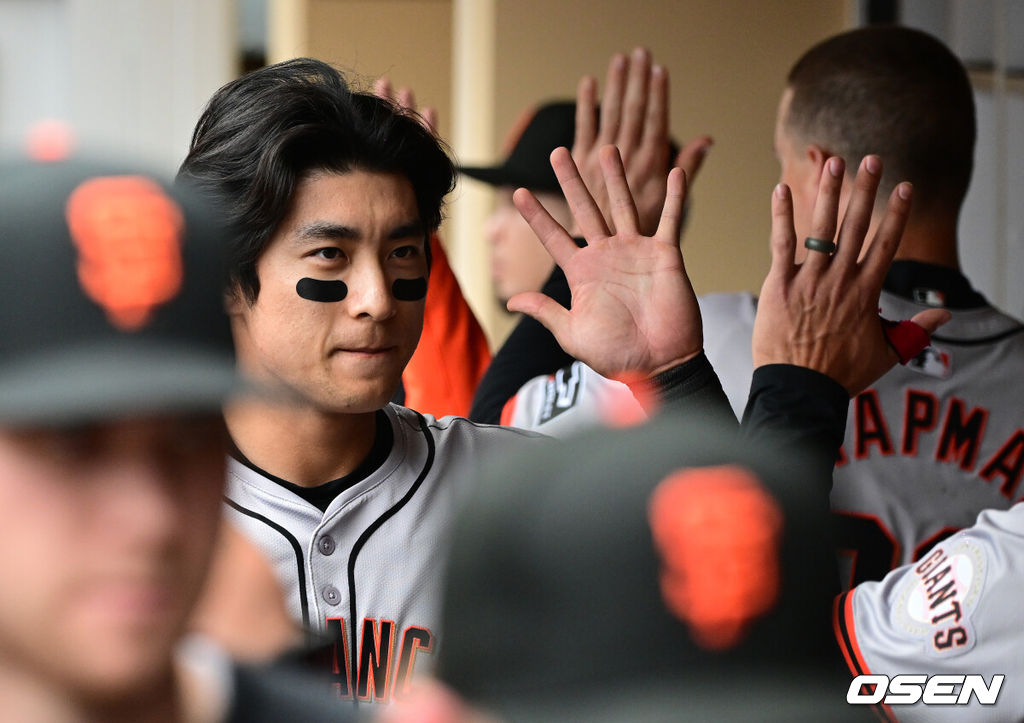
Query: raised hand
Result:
<box><xmin>572</xmin><ymin>47</ymin><xmax>713</xmax><ymax>238</ymax></box>
<box><xmin>508</xmin><ymin>145</ymin><xmax>700</xmax><ymax>379</ymax></box>
<box><xmin>373</xmin><ymin>76</ymin><xmax>438</xmax><ymax>134</ymax></box>
<box><xmin>752</xmin><ymin>155</ymin><xmax>950</xmax><ymax>395</ymax></box>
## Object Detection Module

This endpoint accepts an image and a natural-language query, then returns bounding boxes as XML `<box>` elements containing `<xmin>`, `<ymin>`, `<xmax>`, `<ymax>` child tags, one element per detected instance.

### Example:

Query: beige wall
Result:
<box><xmin>271</xmin><ymin>0</ymin><xmax>853</xmax><ymax>346</ymax></box>
<box><xmin>270</xmin><ymin>0</ymin><xmax>453</xmax><ymax>139</ymax></box>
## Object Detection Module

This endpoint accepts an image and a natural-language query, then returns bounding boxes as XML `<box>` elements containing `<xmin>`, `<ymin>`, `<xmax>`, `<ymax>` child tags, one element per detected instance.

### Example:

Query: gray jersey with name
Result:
<box><xmin>701</xmin><ymin>288</ymin><xmax>1024</xmax><ymax>588</ymax></box>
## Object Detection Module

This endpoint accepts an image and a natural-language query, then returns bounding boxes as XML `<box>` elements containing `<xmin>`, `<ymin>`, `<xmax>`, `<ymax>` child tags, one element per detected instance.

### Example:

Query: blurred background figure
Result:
<box><xmin>461</xmin><ymin>100</ymin><xmax>576</xmax><ymax>307</ymax></box>
<box><xmin>0</xmin><ymin>154</ymin><xmax>345</xmax><ymax>722</ymax></box>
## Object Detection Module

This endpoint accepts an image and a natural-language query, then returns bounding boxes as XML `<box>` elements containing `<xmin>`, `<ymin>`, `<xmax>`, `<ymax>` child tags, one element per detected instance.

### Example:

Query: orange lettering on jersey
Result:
<box><xmin>980</xmin><ymin>429</ymin><xmax>1024</xmax><ymax>499</ymax></box>
<box><xmin>65</xmin><ymin>176</ymin><xmax>184</xmax><ymax>331</ymax></box>
<box><xmin>648</xmin><ymin>465</ymin><xmax>782</xmax><ymax>650</ymax></box>
<box><xmin>936</xmin><ymin>398</ymin><xmax>988</xmax><ymax>471</ymax></box>
<box><xmin>854</xmin><ymin>390</ymin><xmax>894</xmax><ymax>459</ymax></box>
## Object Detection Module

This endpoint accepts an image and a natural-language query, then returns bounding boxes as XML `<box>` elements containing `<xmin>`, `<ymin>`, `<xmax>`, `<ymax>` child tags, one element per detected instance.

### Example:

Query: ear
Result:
<box><xmin>805</xmin><ymin>142</ymin><xmax>828</xmax><ymax>176</ymax></box>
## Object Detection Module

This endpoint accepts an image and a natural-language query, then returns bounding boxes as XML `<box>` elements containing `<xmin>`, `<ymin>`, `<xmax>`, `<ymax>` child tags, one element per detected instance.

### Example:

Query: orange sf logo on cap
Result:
<box><xmin>65</xmin><ymin>176</ymin><xmax>184</xmax><ymax>331</ymax></box>
<box><xmin>648</xmin><ymin>465</ymin><xmax>783</xmax><ymax>651</ymax></box>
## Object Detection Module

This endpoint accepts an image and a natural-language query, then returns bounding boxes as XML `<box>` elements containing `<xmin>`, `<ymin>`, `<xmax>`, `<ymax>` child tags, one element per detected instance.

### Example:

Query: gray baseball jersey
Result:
<box><xmin>224</xmin><ymin>403</ymin><xmax>540</xmax><ymax>706</ymax></box>
<box><xmin>701</xmin><ymin>273</ymin><xmax>1024</xmax><ymax>588</ymax></box>
<box><xmin>499</xmin><ymin>360</ymin><xmax>646</xmax><ymax>436</ymax></box>
<box><xmin>834</xmin><ymin>502</ymin><xmax>1024</xmax><ymax>721</ymax></box>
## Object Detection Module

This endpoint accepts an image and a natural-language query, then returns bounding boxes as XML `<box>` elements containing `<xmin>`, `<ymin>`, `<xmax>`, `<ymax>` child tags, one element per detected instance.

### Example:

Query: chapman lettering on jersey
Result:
<box><xmin>323</xmin><ymin>616</ymin><xmax>434</xmax><ymax>703</ymax></box>
<box><xmin>838</xmin><ymin>388</ymin><xmax>1024</xmax><ymax>499</ymax></box>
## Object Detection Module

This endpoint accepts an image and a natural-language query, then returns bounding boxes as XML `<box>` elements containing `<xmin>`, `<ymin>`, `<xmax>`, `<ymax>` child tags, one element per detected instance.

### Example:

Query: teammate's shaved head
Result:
<box><xmin>783</xmin><ymin>25</ymin><xmax>976</xmax><ymax>210</ymax></box>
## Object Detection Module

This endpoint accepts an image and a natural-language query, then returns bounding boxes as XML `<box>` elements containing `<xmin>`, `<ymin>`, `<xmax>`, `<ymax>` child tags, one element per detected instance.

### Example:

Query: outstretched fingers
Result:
<box><xmin>800</xmin><ymin>156</ymin><xmax>844</xmax><ymax>274</ymax></box>
<box><xmin>861</xmin><ymin>182</ymin><xmax>914</xmax><ymax>287</ymax></box>
<box><xmin>833</xmin><ymin>155</ymin><xmax>882</xmax><ymax>270</ymax></box>
<box><xmin>655</xmin><ymin>167</ymin><xmax>688</xmax><ymax>244</ymax></box>
<box><xmin>512</xmin><ymin>186</ymin><xmax>581</xmax><ymax>269</ymax></box>
<box><xmin>574</xmin><ymin>75</ymin><xmax>599</xmax><ymax>153</ymax></box>
<box><xmin>550</xmin><ymin>146</ymin><xmax>611</xmax><ymax>239</ymax></box>
<box><xmin>598</xmin><ymin>53</ymin><xmax>628</xmax><ymax>145</ymax></box>
<box><xmin>598</xmin><ymin>145</ymin><xmax>640</xmax><ymax>236</ymax></box>
<box><xmin>619</xmin><ymin>47</ymin><xmax>653</xmax><ymax>155</ymax></box>
<box><xmin>768</xmin><ymin>183</ymin><xmax>798</xmax><ymax>282</ymax></box>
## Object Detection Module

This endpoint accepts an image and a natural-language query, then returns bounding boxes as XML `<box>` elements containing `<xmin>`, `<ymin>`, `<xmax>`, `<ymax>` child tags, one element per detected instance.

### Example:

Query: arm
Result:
<box><xmin>472</xmin><ymin>49</ymin><xmax>714</xmax><ymax>424</ymax></box>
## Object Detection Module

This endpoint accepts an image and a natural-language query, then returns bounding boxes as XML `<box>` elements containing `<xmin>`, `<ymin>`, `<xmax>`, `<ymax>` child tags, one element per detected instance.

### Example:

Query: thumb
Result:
<box><xmin>507</xmin><ymin>291</ymin><xmax>572</xmax><ymax>339</ymax></box>
<box><xmin>910</xmin><ymin>308</ymin><xmax>952</xmax><ymax>335</ymax></box>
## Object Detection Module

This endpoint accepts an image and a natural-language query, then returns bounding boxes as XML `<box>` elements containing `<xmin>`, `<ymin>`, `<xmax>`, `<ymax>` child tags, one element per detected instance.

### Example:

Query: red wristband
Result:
<box><xmin>881</xmin><ymin>317</ymin><xmax>931</xmax><ymax>364</ymax></box>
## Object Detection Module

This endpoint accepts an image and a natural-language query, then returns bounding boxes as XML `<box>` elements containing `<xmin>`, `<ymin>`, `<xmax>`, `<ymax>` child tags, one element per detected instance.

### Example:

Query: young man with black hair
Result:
<box><xmin>177</xmin><ymin>55</ymin><xmax>748</xmax><ymax>707</ymax></box>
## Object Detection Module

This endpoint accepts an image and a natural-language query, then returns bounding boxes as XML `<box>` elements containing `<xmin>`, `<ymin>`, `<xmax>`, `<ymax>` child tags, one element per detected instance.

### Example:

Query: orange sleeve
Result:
<box><xmin>401</xmin><ymin>235</ymin><xmax>492</xmax><ymax>417</ymax></box>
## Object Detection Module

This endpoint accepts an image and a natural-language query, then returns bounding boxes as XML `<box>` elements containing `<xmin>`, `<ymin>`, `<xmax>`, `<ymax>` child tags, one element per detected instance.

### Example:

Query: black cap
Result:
<box><xmin>459</xmin><ymin>101</ymin><xmax>576</xmax><ymax>194</ymax></box>
<box><xmin>0</xmin><ymin>155</ymin><xmax>240</xmax><ymax>426</ymax></box>
<box><xmin>437</xmin><ymin>413</ymin><xmax>863</xmax><ymax>721</ymax></box>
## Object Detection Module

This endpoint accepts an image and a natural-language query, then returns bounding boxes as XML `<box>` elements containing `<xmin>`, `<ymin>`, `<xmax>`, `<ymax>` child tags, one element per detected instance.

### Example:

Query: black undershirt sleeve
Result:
<box><xmin>741</xmin><ymin>364</ymin><xmax>849</xmax><ymax>484</ymax></box>
<box><xmin>469</xmin><ymin>264</ymin><xmax>576</xmax><ymax>424</ymax></box>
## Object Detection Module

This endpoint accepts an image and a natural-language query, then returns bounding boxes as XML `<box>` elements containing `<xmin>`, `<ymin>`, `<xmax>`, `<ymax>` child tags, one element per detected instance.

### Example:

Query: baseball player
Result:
<box><xmin>699</xmin><ymin>27</ymin><xmax>1024</xmax><ymax>589</ymax></box>
<box><xmin>178</xmin><ymin>57</ymin><xmax>717</xmax><ymax>707</ymax></box>
<box><xmin>0</xmin><ymin>154</ymin><xmax>347</xmax><ymax>722</ymax></box>
<box><xmin>469</xmin><ymin>48</ymin><xmax>713</xmax><ymax>434</ymax></box>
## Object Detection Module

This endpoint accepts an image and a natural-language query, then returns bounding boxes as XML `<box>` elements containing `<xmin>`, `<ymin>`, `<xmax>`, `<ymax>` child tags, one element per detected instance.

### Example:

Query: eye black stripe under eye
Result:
<box><xmin>392</xmin><ymin>277</ymin><xmax>427</xmax><ymax>301</ymax></box>
<box><xmin>296</xmin><ymin>278</ymin><xmax>348</xmax><ymax>302</ymax></box>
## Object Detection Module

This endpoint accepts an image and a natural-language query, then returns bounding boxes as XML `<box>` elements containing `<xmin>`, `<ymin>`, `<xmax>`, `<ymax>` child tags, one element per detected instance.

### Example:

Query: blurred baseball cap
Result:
<box><xmin>459</xmin><ymin>101</ymin><xmax>576</xmax><ymax>194</ymax></box>
<box><xmin>0</xmin><ymin>154</ymin><xmax>241</xmax><ymax>426</ymax></box>
<box><xmin>437</xmin><ymin>413</ymin><xmax>866</xmax><ymax>721</ymax></box>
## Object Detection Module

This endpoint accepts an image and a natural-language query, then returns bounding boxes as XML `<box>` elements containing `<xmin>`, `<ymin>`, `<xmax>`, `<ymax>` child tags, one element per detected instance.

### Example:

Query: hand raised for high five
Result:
<box><xmin>373</xmin><ymin>77</ymin><xmax>438</xmax><ymax>134</ymax></box>
<box><xmin>508</xmin><ymin>145</ymin><xmax>701</xmax><ymax>379</ymax></box>
<box><xmin>753</xmin><ymin>155</ymin><xmax>950</xmax><ymax>395</ymax></box>
<box><xmin>572</xmin><ymin>48</ymin><xmax>713</xmax><ymax>238</ymax></box>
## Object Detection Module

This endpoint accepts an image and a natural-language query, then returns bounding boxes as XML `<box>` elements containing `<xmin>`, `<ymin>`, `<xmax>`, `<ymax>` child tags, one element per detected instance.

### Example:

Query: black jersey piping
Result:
<box><xmin>930</xmin><ymin>324</ymin><xmax>1024</xmax><ymax>346</ymax></box>
<box><xmin>346</xmin><ymin>411</ymin><xmax>436</xmax><ymax>706</ymax></box>
<box><xmin>224</xmin><ymin>497</ymin><xmax>311</xmax><ymax>629</ymax></box>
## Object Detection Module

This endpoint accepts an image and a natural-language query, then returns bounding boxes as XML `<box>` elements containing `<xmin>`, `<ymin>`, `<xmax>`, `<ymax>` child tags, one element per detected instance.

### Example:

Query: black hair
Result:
<box><xmin>178</xmin><ymin>58</ymin><xmax>456</xmax><ymax>303</ymax></box>
<box><xmin>785</xmin><ymin>26</ymin><xmax>976</xmax><ymax>210</ymax></box>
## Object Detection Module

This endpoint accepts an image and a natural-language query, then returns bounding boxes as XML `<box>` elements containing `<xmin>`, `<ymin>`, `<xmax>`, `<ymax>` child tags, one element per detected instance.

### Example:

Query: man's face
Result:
<box><xmin>0</xmin><ymin>415</ymin><xmax>225</xmax><ymax>699</ymax></box>
<box><xmin>774</xmin><ymin>88</ymin><xmax>820</xmax><ymax>264</ymax></box>
<box><xmin>230</xmin><ymin>169</ymin><xmax>427</xmax><ymax>415</ymax></box>
<box><xmin>485</xmin><ymin>188</ymin><xmax>567</xmax><ymax>305</ymax></box>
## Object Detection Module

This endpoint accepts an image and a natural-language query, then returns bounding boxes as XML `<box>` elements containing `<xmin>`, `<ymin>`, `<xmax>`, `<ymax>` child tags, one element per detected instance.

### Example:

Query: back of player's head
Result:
<box><xmin>784</xmin><ymin>25</ymin><xmax>976</xmax><ymax>211</ymax></box>
<box><xmin>0</xmin><ymin>154</ymin><xmax>238</xmax><ymax>426</ymax></box>
<box><xmin>437</xmin><ymin>414</ymin><xmax>859</xmax><ymax>721</ymax></box>
<box><xmin>178</xmin><ymin>57</ymin><xmax>457</xmax><ymax>304</ymax></box>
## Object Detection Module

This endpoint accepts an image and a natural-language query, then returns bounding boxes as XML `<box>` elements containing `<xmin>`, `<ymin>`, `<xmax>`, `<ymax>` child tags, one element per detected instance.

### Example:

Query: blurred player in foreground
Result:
<box><xmin>0</xmin><ymin>155</ymin><xmax>344</xmax><ymax>722</ymax></box>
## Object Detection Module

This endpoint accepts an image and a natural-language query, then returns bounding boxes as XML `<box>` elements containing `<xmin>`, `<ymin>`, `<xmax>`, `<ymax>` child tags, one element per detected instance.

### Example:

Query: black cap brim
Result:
<box><xmin>0</xmin><ymin>341</ymin><xmax>241</xmax><ymax>426</ymax></box>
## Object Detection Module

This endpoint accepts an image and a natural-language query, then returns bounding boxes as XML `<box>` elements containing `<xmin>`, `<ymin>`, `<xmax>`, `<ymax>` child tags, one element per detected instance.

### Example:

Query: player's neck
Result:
<box><xmin>224</xmin><ymin>398</ymin><xmax>379</xmax><ymax>487</ymax></box>
<box><xmin>890</xmin><ymin>221</ymin><xmax>960</xmax><ymax>270</ymax></box>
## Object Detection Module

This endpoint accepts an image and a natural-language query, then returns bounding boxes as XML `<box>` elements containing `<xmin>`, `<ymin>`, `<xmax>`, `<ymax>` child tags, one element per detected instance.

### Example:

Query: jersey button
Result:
<box><xmin>318</xmin><ymin>535</ymin><xmax>336</xmax><ymax>556</ymax></box>
<box><xmin>322</xmin><ymin>585</ymin><xmax>340</xmax><ymax>606</ymax></box>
